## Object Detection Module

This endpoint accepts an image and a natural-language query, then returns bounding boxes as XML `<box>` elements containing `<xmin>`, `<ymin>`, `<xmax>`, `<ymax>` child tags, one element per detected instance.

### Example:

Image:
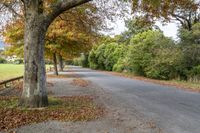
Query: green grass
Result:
<box><xmin>0</xmin><ymin>64</ymin><xmax>24</xmax><ymax>81</ymax></box>
<box><xmin>0</xmin><ymin>64</ymin><xmax>53</xmax><ymax>81</ymax></box>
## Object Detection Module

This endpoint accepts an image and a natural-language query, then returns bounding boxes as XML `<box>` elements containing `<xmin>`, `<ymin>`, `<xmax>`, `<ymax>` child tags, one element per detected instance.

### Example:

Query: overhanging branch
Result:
<box><xmin>44</xmin><ymin>0</ymin><xmax>92</xmax><ymax>27</ymax></box>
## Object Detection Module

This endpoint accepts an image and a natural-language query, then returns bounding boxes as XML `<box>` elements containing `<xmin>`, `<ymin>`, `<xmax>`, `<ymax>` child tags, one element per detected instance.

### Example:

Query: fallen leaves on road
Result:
<box><xmin>0</xmin><ymin>96</ymin><xmax>104</xmax><ymax>131</ymax></box>
<box><xmin>71</xmin><ymin>78</ymin><xmax>90</xmax><ymax>87</ymax></box>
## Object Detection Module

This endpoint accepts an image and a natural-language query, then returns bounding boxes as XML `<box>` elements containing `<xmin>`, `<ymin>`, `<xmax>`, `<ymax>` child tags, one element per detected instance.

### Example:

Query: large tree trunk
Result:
<box><xmin>53</xmin><ymin>53</ymin><xmax>58</xmax><ymax>75</ymax></box>
<box><xmin>58</xmin><ymin>54</ymin><xmax>64</xmax><ymax>71</ymax></box>
<box><xmin>19</xmin><ymin>0</ymin><xmax>91</xmax><ymax>108</ymax></box>
<box><xmin>19</xmin><ymin>1</ymin><xmax>48</xmax><ymax>108</ymax></box>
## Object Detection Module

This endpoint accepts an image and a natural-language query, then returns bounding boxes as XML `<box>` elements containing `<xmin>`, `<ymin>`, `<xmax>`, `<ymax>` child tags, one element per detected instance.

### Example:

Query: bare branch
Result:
<box><xmin>2</xmin><ymin>2</ymin><xmax>23</xmax><ymax>18</ymax></box>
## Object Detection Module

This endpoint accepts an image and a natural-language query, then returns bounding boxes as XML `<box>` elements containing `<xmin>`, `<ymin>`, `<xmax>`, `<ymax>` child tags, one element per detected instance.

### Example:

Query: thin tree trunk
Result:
<box><xmin>19</xmin><ymin>1</ymin><xmax>48</xmax><ymax>108</ymax></box>
<box><xmin>58</xmin><ymin>54</ymin><xmax>64</xmax><ymax>71</ymax></box>
<box><xmin>53</xmin><ymin>53</ymin><xmax>58</xmax><ymax>75</ymax></box>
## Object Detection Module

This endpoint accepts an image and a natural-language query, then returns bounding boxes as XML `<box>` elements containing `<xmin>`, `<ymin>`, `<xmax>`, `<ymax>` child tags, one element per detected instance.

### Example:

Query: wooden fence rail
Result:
<box><xmin>0</xmin><ymin>76</ymin><xmax>23</xmax><ymax>88</ymax></box>
<box><xmin>0</xmin><ymin>67</ymin><xmax>53</xmax><ymax>88</ymax></box>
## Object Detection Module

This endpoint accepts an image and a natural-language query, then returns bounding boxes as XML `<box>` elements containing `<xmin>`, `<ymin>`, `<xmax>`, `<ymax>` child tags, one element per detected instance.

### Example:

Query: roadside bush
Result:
<box><xmin>95</xmin><ymin>43</ymin><xmax>107</xmax><ymax>70</ymax></box>
<box><xmin>73</xmin><ymin>54</ymin><xmax>89</xmax><ymax>67</ymax></box>
<box><xmin>88</xmin><ymin>43</ymin><xmax>127</xmax><ymax>71</ymax></box>
<box><xmin>127</xmin><ymin>30</ymin><xmax>182</xmax><ymax>80</ymax></box>
<box><xmin>104</xmin><ymin>43</ymin><xmax>126</xmax><ymax>71</ymax></box>
<box><xmin>73</xmin><ymin>58</ymin><xmax>82</xmax><ymax>66</ymax></box>
<box><xmin>65</xmin><ymin>60</ymin><xmax>73</xmax><ymax>65</ymax></box>
<box><xmin>14</xmin><ymin>59</ymin><xmax>23</xmax><ymax>64</ymax></box>
<box><xmin>80</xmin><ymin>54</ymin><xmax>89</xmax><ymax>68</ymax></box>
<box><xmin>127</xmin><ymin>30</ymin><xmax>163</xmax><ymax>76</ymax></box>
<box><xmin>0</xmin><ymin>57</ymin><xmax>6</xmax><ymax>64</ymax></box>
<box><xmin>113</xmin><ymin>58</ymin><xmax>127</xmax><ymax>72</ymax></box>
<box><xmin>187</xmin><ymin>65</ymin><xmax>200</xmax><ymax>82</ymax></box>
<box><xmin>88</xmin><ymin>47</ymin><xmax>98</xmax><ymax>69</ymax></box>
<box><xmin>112</xmin><ymin>48</ymin><xmax>130</xmax><ymax>72</ymax></box>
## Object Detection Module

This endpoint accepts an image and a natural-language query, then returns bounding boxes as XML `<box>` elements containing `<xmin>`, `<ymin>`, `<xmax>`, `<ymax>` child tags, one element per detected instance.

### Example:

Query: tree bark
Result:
<box><xmin>58</xmin><ymin>54</ymin><xmax>64</xmax><ymax>71</ymax></box>
<box><xmin>53</xmin><ymin>53</ymin><xmax>58</xmax><ymax>75</ymax></box>
<box><xmin>19</xmin><ymin>1</ymin><xmax>48</xmax><ymax>108</ymax></box>
<box><xmin>19</xmin><ymin>0</ymin><xmax>91</xmax><ymax>108</ymax></box>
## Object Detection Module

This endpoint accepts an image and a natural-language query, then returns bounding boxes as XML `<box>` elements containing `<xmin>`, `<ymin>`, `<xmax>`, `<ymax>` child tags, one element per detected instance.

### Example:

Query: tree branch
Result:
<box><xmin>44</xmin><ymin>0</ymin><xmax>92</xmax><ymax>27</ymax></box>
<box><xmin>2</xmin><ymin>2</ymin><xmax>23</xmax><ymax>19</ymax></box>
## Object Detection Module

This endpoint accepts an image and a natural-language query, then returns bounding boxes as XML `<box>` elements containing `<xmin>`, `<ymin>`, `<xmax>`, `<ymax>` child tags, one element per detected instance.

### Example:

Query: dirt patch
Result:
<box><xmin>70</xmin><ymin>78</ymin><xmax>90</xmax><ymax>87</ymax></box>
<box><xmin>0</xmin><ymin>96</ymin><xmax>104</xmax><ymax>132</ymax></box>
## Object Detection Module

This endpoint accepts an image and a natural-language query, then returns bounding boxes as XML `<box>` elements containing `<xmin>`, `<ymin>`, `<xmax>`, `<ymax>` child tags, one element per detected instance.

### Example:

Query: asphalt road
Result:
<box><xmin>70</xmin><ymin>66</ymin><xmax>200</xmax><ymax>133</ymax></box>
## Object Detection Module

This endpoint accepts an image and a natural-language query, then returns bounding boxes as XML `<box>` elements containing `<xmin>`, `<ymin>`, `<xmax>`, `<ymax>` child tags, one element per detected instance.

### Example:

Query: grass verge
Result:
<box><xmin>0</xmin><ymin>64</ymin><xmax>53</xmax><ymax>81</ymax></box>
<box><xmin>105</xmin><ymin>71</ymin><xmax>200</xmax><ymax>92</ymax></box>
<box><xmin>0</xmin><ymin>96</ymin><xmax>104</xmax><ymax>131</ymax></box>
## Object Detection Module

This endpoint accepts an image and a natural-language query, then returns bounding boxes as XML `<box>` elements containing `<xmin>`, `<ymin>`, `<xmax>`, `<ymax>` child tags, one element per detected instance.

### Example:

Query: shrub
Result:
<box><xmin>88</xmin><ymin>43</ymin><xmax>127</xmax><ymax>71</ymax></box>
<box><xmin>95</xmin><ymin>44</ymin><xmax>107</xmax><ymax>70</ymax></box>
<box><xmin>127</xmin><ymin>30</ymin><xmax>163</xmax><ymax>75</ymax></box>
<box><xmin>73</xmin><ymin>58</ymin><xmax>82</xmax><ymax>66</ymax></box>
<box><xmin>112</xmin><ymin>54</ymin><xmax>130</xmax><ymax>72</ymax></box>
<box><xmin>127</xmin><ymin>30</ymin><xmax>182</xmax><ymax>79</ymax></box>
<box><xmin>14</xmin><ymin>59</ymin><xmax>23</xmax><ymax>64</ymax></box>
<box><xmin>145</xmin><ymin>47</ymin><xmax>183</xmax><ymax>80</ymax></box>
<box><xmin>187</xmin><ymin>65</ymin><xmax>200</xmax><ymax>82</ymax></box>
<box><xmin>0</xmin><ymin>57</ymin><xmax>6</xmax><ymax>64</ymax></box>
<box><xmin>88</xmin><ymin>47</ymin><xmax>98</xmax><ymax>69</ymax></box>
<box><xmin>80</xmin><ymin>54</ymin><xmax>89</xmax><ymax>68</ymax></box>
<box><xmin>104</xmin><ymin>43</ymin><xmax>126</xmax><ymax>71</ymax></box>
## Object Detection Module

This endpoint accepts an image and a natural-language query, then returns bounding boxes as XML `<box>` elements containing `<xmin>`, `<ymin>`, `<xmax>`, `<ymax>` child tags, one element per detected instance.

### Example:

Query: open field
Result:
<box><xmin>0</xmin><ymin>64</ymin><xmax>24</xmax><ymax>81</ymax></box>
<box><xmin>0</xmin><ymin>64</ymin><xmax>52</xmax><ymax>81</ymax></box>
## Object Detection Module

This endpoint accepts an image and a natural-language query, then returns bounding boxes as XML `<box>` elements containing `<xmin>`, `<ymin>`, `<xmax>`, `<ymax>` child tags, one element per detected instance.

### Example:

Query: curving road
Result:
<box><xmin>69</xmin><ymin>66</ymin><xmax>200</xmax><ymax>133</ymax></box>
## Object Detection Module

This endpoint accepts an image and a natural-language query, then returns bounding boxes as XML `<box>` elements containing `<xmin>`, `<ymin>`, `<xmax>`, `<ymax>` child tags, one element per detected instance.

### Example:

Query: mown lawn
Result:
<box><xmin>0</xmin><ymin>64</ymin><xmax>24</xmax><ymax>81</ymax></box>
<box><xmin>0</xmin><ymin>64</ymin><xmax>53</xmax><ymax>81</ymax></box>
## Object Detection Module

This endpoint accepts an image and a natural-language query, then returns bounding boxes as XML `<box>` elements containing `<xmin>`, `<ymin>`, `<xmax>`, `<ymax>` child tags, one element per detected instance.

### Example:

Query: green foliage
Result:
<box><xmin>104</xmin><ymin>43</ymin><xmax>126</xmax><ymax>71</ymax></box>
<box><xmin>85</xmin><ymin>24</ymin><xmax>200</xmax><ymax>81</ymax></box>
<box><xmin>73</xmin><ymin>58</ymin><xmax>82</xmax><ymax>66</ymax></box>
<box><xmin>88</xmin><ymin>42</ymin><xmax>127</xmax><ymax>71</ymax></box>
<box><xmin>119</xmin><ymin>17</ymin><xmax>154</xmax><ymax>44</ymax></box>
<box><xmin>80</xmin><ymin>54</ymin><xmax>89</xmax><ymax>68</ymax></box>
<box><xmin>73</xmin><ymin>54</ymin><xmax>89</xmax><ymax>67</ymax></box>
<box><xmin>0</xmin><ymin>57</ymin><xmax>6</xmax><ymax>64</ymax></box>
<box><xmin>14</xmin><ymin>59</ymin><xmax>23</xmax><ymax>64</ymax></box>
<box><xmin>95</xmin><ymin>43</ymin><xmax>107</xmax><ymax>70</ymax></box>
<box><xmin>178</xmin><ymin>23</ymin><xmax>200</xmax><ymax>70</ymax></box>
<box><xmin>128</xmin><ymin>30</ymin><xmax>162</xmax><ymax>75</ymax></box>
<box><xmin>188</xmin><ymin>65</ymin><xmax>200</xmax><ymax>76</ymax></box>
<box><xmin>113</xmin><ymin>58</ymin><xmax>129</xmax><ymax>72</ymax></box>
<box><xmin>127</xmin><ymin>30</ymin><xmax>183</xmax><ymax>79</ymax></box>
<box><xmin>187</xmin><ymin>65</ymin><xmax>200</xmax><ymax>82</ymax></box>
<box><xmin>88</xmin><ymin>47</ymin><xmax>98</xmax><ymax>69</ymax></box>
<box><xmin>145</xmin><ymin>48</ymin><xmax>183</xmax><ymax>80</ymax></box>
